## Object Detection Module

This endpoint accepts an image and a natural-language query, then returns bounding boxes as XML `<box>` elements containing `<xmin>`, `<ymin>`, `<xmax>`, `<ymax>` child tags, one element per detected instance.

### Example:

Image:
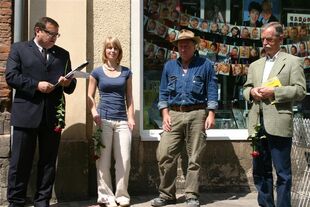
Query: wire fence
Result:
<box><xmin>291</xmin><ymin>118</ymin><xmax>310</xmax><ymax>207</ymax></box>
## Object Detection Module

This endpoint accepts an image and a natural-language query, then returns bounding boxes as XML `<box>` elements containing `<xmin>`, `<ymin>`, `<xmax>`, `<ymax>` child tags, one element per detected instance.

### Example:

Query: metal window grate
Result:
<box><xmin>291</xmin><ymin>118</ymin><xmax>310</xmax><ymax>207</ymax></box>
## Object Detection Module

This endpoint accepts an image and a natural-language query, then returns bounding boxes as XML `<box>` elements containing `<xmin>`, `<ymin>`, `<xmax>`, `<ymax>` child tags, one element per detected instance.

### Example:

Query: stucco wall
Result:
<box><xmin>90</xmin><ymin>0</ymin><xmax>130</xmax><ymax>68</ymax></box>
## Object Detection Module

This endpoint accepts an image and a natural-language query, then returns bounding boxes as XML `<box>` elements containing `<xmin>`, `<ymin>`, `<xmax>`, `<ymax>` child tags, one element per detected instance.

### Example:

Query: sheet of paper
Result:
<box><xmin>54</xmin><ymin>61</ymin><xmax>89</xmax><ymax>87</ymax></box>
<box><xmin>262</xmin><ymin>76</ymin><xmax>282</xmax><ymax>104</ymax></box>
<box><xmin>65</xmin><ymin>61</ymin><xmax>89</xmax><ymax>78</ymax></box>
<box><xmin>262</xmin><ymin>76</ymin><xmax>282</xmax><ymax>87</ymax></box>
<box><xmin>70</xmin><ymin>70</ymin><xmax>89</xmax><ymax>78</ymax></box>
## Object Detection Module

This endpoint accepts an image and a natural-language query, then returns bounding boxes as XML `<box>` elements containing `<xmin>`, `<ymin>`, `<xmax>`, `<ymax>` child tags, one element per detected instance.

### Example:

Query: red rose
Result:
<box><xmin>251</xmin><ymin>151</ymin><xmax>260</xmax><ymax>158</ymax></box>
<box><xmin>54</xmin><ymin>126</ymin><xmax>63</xmax><ymax>133</ymax></box>
<box><xmin>93</xmin><ymin>154</ymin><xmax>100</xmax><ymax>161</ymax></box>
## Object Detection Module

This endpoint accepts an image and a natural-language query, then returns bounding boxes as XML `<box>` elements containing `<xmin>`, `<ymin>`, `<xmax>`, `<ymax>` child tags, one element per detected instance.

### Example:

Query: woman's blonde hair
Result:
<box><xmin>102</xmin><ymin>37</ymin><xmax>123</xmax><ymax>65</ymax></box>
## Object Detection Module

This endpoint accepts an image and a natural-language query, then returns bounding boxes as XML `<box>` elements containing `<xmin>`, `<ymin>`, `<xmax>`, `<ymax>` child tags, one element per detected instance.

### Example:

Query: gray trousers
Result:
<box><xmin>157</xmin><ymin>109</ymin><xmax>207</xmax><ymax>200</ymax></box>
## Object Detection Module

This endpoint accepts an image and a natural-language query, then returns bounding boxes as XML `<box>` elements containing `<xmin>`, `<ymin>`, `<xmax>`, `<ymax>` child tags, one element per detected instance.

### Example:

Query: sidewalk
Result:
<box><xmin>45</xmin><ymin>192</ymin><xmax>259</xmax><ymax>207</ymax></box>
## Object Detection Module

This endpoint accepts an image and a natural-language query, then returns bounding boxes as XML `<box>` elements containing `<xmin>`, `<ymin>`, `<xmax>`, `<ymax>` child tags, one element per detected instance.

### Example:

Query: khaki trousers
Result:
<box><xmin>96</xmin><ymin>119</ymin><xmax>132</xmax><ymax>204</ymax></box>
<box><xmin>157</xmin><ymin>109</ymin><xmax>207</xmax><ymax>200</ymax></box>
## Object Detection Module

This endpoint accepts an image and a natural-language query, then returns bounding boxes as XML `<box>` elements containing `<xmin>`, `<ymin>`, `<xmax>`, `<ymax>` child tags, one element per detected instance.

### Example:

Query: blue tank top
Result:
<box><xmin>91</xmin><ymin>66</ymin><xmax>132</xmax><ymax>121</ymax></box>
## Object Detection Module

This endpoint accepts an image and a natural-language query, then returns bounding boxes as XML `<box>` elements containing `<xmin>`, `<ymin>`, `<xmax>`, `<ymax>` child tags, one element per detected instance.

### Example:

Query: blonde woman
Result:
<box><xmin>88</xmin><ymin>37</ymin><xmax>135</xmax><ymax>207</ymax></box>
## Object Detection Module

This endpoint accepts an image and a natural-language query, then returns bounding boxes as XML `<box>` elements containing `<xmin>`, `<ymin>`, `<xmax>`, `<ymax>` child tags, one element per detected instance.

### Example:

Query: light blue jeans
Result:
<box><xmin>96</xmin><ymin>119</ymin><xmax>132</xmax><ymax>204</ymax></box>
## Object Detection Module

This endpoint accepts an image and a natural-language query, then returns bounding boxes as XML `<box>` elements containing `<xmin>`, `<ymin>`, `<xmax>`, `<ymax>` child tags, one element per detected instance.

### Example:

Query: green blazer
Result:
<box><xmin>243</xmin><ymin>52</ymin><xmax>306</xmax><ymax>137</ymax></box>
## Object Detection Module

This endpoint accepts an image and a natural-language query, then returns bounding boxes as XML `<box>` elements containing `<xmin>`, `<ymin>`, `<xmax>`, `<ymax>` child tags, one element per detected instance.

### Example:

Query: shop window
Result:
<box><xmin>138</xmin><ymin>0</ymin><xmax>310</xmax><ymax>140</ymax></box>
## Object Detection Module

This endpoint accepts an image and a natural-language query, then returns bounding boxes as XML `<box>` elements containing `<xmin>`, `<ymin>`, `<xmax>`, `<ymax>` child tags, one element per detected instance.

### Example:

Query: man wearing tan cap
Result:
<box><xmin>151</xmin><ymin>29</ymin><xmax>218</xmax><ymax>207</ymax></box>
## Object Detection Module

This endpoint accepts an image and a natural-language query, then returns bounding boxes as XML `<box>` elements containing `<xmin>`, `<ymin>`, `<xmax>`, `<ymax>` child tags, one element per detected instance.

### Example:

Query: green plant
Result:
<box><xmin>54</xmin><ymin>60</ymin><xmax>68</xmax><ymax>134</ymax></box>
<box><xmin>54</xmin><ymin>94</ymin><xmax>66</xmax><ymax>133</ymax></box>
<box><xmin>247</xmin><ymin>123</ymin><xmax>266</xmax><ymax>158</ymax></box>
<box><xmin>92</xmin><ymin>127</ymin><xmax>105</xmax><ymax>160</ymax></box>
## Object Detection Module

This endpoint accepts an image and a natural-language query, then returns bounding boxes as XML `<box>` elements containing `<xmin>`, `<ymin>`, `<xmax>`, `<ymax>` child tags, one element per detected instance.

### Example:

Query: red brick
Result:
<box><xmin>0</xmin><ymin>29</ymin><xmax>12</xmax><ymax>35</ymax></box>
<box><xmin>0</xmin><ymin>82</ymin><xmax>9</xmax><ymax>91</ymax></box>
<box><xmin>0</xmin><ymin>53</ymin><xmax>8</xmax><ymax>60</ymax></box>
<box><xmin>0</xmin><ymin>0</ymin><xmax>12</xmax><ymax>111</ymax></box>
<box><xmin>0</xmin><ymin>32</ymin><xmax>11</xmax><ymax>39</ymax></box>
<box><xmin>0</xmin><ymin>16</ymin><xmax>11</xmax><ymax>23</ymax></box>
<box><xmin>0</xmin><ymin>22</ymin><xmax>10</xmax><ymax>27</ymax></box>
<box><xmin>0</xmin><ymin>88</ymin><xmax>11</xmax><ymax>98</ymax></box>
<box><xmin>0</xmin><ymin>2</ymin><xmax>12</xmax><ymax>8</ymax></box>
<box><xmin>0</xmin><ymin>32</ymin><xmax>12</xmax><ymax>38</ymax></box>
<box><xmin>0</xmin><ymin>61</ymin><xmax>7</xmax><ymax>67</ymax></box>
<box><xmin>0</xmin><ymin>76</ymin><xmax>6</xmax><ymax>82</ymax></box>
<box><xmin>0</xmin><ymin>9</ymin><xmax>12</xmax><ymax>15</ymax></box>
<box><xmin>0</xmin><ymin>38</ymin><xmax>12</xmax><ymax>45</ymax></box>
<box><xmin>0</xmin><ymin>25</ymin><xmax>12</xmax><ymax>31</ymax></box>
<box><xmin>0</xmin><ymin>24</ymin><xmax>11</xmax><ymax>31</ymax></box>
<box><xmin>0</xmin><ymin>45</ymin><xmax>9</xmax><ymax>53</ymax></box>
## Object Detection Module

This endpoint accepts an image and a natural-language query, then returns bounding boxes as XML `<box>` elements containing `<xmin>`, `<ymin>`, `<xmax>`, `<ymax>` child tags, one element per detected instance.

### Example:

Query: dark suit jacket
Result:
<box><xmin>5</xmin><ymin>40</ymin><xmax>77</xmax><ymax>128</ymax></box>
<box><xmin>260</xmin><ymin>15</ymin><xmax>278</xmax><ymax>25</ymax></box>
<box><xmin>243</xmin><ymin>20</ymin><xmax>262</xmax><ymax>27</ymax></box>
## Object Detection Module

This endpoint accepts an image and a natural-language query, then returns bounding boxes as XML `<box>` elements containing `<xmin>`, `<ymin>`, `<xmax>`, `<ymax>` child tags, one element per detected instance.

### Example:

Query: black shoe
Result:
<box><xmin>151</xmin><ymin>197</ymin><xmax>176</xmax><ymax>207</ymax></box>
<box><xmin>186</xmin><ymin>198</ymin><xmax>200</xmax><ymax>207</ymax></box>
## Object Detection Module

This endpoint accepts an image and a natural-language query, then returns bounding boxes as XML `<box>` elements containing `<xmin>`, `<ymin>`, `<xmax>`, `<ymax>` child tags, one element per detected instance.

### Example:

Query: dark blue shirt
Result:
<box><xmin>158</xmin><ymin>56</ymin><xmax>218</xmax><ymax>110</ymax></box>
<box><xmin>91</xmin><ymin>66</ymin><xmax>132</xmax><ymax>121</ymax></box>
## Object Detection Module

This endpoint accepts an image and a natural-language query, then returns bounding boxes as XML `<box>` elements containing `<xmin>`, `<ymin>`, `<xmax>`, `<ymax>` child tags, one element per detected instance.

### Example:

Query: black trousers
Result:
<box><xmin>7</xmin><ymin>123</ymin><xmax>61</xmax><ymax>207</ymax></box>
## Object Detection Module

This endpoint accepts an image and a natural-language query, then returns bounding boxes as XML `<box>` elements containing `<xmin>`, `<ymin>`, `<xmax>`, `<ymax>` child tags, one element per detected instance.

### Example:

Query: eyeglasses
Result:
<box><xmin>43</xmin><ymin>29</ymin><xmax>60</xmax><ymax>38</ymax></box>
<box><xmin>261</xmin><ymin>35</ymin><xmax>281</xmax><ymax>43</ymax></box>
<box><xmin>261</xmin><ymin>36</ymin><xmax>275</xmax><ymax>43</ymax></box>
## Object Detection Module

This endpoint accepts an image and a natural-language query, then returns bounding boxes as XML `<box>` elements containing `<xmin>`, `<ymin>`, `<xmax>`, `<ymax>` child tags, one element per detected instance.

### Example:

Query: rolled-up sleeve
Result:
<box><xmin>206</xmin><ymin>63</ymin><xmax>218</xmax><ymax>110</ymax></box>
<box><xmin>158</xmin><ymin>63</ymin><xmax>169</xmax><ymax>110</ymax></box>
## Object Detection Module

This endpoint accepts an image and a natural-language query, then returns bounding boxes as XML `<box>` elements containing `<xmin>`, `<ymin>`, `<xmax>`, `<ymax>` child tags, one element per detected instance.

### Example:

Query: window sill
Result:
<box><xmin>140</xmin><ymin>129</ymin><xmax>249</xmax><ymax>141</ymax></box>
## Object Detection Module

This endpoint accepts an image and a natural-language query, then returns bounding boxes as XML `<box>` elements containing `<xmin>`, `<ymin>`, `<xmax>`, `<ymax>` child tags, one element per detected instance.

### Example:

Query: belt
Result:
<box><xmin>170</xmin><ymin>104</ymin><xmax>206</xmax><ymax>112</ymax></box>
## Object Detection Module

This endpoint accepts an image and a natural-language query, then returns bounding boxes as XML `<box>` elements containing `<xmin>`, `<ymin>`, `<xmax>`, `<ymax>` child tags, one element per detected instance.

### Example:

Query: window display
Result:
<box><xmin>142</xmin><ymin>0</ymin><xmax>310</xmax><ymax>132</ymax></box>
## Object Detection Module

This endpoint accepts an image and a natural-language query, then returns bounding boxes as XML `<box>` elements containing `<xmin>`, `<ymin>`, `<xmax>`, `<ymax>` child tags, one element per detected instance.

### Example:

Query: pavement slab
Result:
<box><xmin>25</xmin><ymin>192</ymin><xmax>259</xmax><ymax>207</ymax></box>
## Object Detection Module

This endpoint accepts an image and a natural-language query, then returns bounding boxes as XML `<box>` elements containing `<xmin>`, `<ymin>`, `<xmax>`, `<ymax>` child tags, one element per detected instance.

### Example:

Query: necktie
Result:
<box><xmin>42</xmin><ymin>48</ymin><xmax>47</xmax><ymax>62</ymax></box>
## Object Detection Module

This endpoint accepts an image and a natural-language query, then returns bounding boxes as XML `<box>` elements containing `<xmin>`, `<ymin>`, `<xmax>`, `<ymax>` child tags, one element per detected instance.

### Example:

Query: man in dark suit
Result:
<box><xmin>5</xmin><ymin>17</ymin><xmax>76</xmax><ymax>207</ymax></box>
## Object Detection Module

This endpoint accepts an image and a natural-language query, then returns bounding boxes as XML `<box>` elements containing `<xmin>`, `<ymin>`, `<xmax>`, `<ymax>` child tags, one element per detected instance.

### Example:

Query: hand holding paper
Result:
<box><xmin>56</xmin><ymin>76</ymin><xmax>72</xmax><ymax>87</ymax></box>
<box><xmin>260</xmin><ymin>76</ymin><xmax>282</xmax><ymax>104</ymax></box>
<box><xmin>262</xmin><ymin>77</ymin><xmax>282</xmax><ymax>88</ymax></box>
<box><xmin>54</xmin><ymin>61</ymin><xmax>89</xmax><ymax>87</ymax></box>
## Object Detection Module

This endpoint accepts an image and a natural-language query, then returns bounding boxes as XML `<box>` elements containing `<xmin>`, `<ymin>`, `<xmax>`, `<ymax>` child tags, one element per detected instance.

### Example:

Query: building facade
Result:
<box><xmin>0</xmin><ymin>0</ymin><xmax>309</xmax><ymax>205</ymax></box>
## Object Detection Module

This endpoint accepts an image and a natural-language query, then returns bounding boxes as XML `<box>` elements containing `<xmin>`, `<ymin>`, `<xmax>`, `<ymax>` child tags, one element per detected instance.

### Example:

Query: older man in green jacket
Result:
<box><xmin>243</xmin><ymin>22</ymin><xmax>306</xmax><ymax>207</ymax></box>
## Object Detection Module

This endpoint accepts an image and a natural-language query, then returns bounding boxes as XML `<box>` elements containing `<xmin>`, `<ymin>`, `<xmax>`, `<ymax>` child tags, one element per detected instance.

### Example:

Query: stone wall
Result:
<box><xmin>0</xmin><ymin>0</ymin><xmax>12</xmax><ymax>205</ymax></box>
<box><xmin>127</xmin><ymin>140</ymin><xmax>253</xmax><ymax>196</ymax></box>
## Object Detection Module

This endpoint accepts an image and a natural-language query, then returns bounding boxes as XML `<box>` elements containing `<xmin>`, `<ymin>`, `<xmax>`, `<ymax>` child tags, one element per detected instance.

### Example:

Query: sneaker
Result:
<box><xmin>118</xmin><ymin>200</ymin><xmax>130</xmax><ymax>207</ymax></box>
<box><xmin>186</xmin><ymin>198</ymin><xmax>200</xmax><ymax>207</ymax></box>
<box><xmin>98</xmin><ymin>204</ymin><xmax>116</xmax><ymax>207</ymax></box>
<box><xmin>106</xmin><ymin>199</ymin><xmax>118</xmax><ymax>207</ymax></box>
<box><xmin>151</xmin><ymin>197</ymin><xmax>177</xmax><ymax>207</ymax></box>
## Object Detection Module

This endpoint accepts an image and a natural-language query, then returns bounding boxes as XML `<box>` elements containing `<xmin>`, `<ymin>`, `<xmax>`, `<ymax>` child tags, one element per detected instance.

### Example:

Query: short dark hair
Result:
<box><xmin>33</xmin><ymin>17</ymin><xmax>59</xmax><ymax>35</ymax></box>
<box><xmin>231</xmin><ymin>26</ymin><xmax>240</xmax><ymax>33</ymax></box>
<box><xmin>211</xmin><ymin>42</ymin><xmax>218</xmax><ymax>49</ymax></box>
<box><xmin>248</xmin><ymin>1</ymin><xmax>262</xmax><ymax>13</ymax></box>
